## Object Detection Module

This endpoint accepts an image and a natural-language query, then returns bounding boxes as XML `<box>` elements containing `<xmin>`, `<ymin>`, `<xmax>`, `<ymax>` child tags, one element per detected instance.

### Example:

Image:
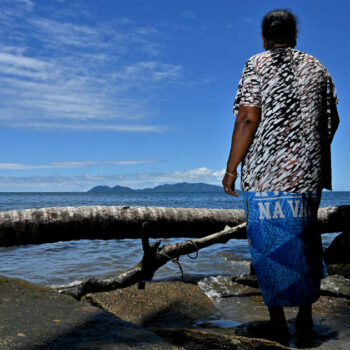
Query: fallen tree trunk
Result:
<box><xmin>0</xmin><ymin>205</ymin><xmax>349</xmax><ymax>247</ymax></box>
<box><xmin>58</xmin><ymin>222</ymin><xmax>247</xmax><ymax>300</ymax></box>
<box><xmin>0</xmin><ymin>206</ymin><xmax>245</xmax><ymax>246</ymax></box>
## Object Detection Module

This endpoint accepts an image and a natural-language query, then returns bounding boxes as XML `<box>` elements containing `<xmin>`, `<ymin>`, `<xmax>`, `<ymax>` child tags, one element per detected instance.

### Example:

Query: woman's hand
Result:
<box><xmin>222</xmin><ymin>170</ymin><xmax>238</xmax><ymax>197</ymax></box>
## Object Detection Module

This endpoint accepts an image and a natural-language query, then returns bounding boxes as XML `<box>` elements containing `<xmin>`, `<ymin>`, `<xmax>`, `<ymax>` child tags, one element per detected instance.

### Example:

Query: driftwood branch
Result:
<box><xmin>0</xmin><ymin>205</ymin><xmax>349</xmax><ymax>247</ymax></box>
<box><xmin>57</xmin><ymin>222</ymin><xmax>247</xmax><ymax>300</ymax></box>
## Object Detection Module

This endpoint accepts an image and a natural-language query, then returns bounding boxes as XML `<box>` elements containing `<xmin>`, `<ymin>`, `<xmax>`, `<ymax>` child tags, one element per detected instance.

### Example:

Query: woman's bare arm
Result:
<box><xmin>222</xmin><ymin>105</ymin><xmax>261</xmax><ymax>196</ymax></box>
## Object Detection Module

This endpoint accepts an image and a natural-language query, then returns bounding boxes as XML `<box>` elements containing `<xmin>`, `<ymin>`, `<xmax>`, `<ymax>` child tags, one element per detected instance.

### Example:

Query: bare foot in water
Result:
<box><xmin>247</xmin><ymin>320</ymin><xmax>291</xmax><ymax>338</ymax></box>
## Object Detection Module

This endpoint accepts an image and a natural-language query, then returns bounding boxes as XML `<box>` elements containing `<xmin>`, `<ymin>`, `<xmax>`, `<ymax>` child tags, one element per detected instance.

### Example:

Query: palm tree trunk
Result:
<box><xmin>0</xmin><ymin>205</ymin><xmax>349</xmax><ymax>247</ymax></box>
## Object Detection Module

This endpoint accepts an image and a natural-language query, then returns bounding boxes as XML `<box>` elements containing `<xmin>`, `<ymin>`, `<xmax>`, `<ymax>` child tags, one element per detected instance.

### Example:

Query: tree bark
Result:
<box><xmin>0</xmin><ymin>205</ymin><xmax>349</xmax><ymax>247</ymax></box>
<box><xmin>0</xmin><ymin>206</ymin><xmax>245</xmax><ymax>246</ymax></box>
<box><xmin>57</xmin><ymin>222</ymin><xmax>247</xmax><ymax>300</ymax></box>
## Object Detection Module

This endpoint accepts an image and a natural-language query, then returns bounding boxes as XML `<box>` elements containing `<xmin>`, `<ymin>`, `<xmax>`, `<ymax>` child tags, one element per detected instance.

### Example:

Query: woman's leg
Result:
<box><xmin>296</xmin><ymin>304</ymin><xmax>313</xmax><ymax>329</ymax></box>
<box><xmin>268</xmin><ymin>306</ymin><xmax>287</xmax><ymax>327</ymax></box>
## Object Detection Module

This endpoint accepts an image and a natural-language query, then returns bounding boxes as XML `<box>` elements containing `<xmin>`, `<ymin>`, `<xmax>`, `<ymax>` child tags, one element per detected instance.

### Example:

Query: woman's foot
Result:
<box><xmin>247</xmin><ymin>320</ymin><xmax>291</xmax><ymax>338</ymax></box>
<box><xmin>246</xmin><ymin>307</ymin><xmax>290</xmax><ymax>338</ymax></box>
<box><xmin>295</xmin><ymin>315</ymin><xmax>314</xmax><ymax>333</ymax></box>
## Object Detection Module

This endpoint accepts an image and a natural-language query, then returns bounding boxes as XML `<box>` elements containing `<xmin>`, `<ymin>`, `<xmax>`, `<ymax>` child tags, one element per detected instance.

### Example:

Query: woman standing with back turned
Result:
<box><xmin>222</xmin><ymin>9</ymin><xmax>339</xmax><ymax>336</ymax></box>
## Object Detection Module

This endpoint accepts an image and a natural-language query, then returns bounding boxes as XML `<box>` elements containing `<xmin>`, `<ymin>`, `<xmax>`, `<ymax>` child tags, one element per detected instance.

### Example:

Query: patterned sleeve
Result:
<box><xmin>326</xmin><ymin>73</ymin><xmax>339</xmax><ymax>140</ymax></box>
<box><xmin>326</xmin><ymin>73</ymin><xmax>339</xmax><ymax>105</ymax></box>
<box><xmin>233</xmin><ymin>58</ymin><xmax>261</xmax><ymax>116</ymax></box>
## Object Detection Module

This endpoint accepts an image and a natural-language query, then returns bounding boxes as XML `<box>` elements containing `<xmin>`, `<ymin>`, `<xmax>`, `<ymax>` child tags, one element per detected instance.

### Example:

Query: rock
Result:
<box><xmin>312</xmin><ymin>294</ymin><xmax>350</xmax><ymax>315</ymax></box>
<box><xmin>326</xmin><ymin>264</ymin><xmax>350</xmax><ymax>278</ymax></box>
<box><xmin>150</xmin><ymin>328</ymin><xmax>291</xmax><ymax>349</ymax></box>
<box><xmin>0</xmin><ymin>275</ymin><xmax>178</xmax><ymax>349</ymax></box>
<box><xmin>232</xmin><ymin>275</ymin><xmax>259</xmax><ymax>289</ymax></box>
<box><xmin>84</xmin><ymin>281</ymin><xmax>216</xmax><ymax>327</ymax></box>
<box><xmin>321</xmin><ymin>274</ymin><xmax>350</xmax><ymax>299</ymax></box>
<box><xmin>324</xmin><ymin>231</ymin><xmax>350</xmax><ymax>264</ymax></box>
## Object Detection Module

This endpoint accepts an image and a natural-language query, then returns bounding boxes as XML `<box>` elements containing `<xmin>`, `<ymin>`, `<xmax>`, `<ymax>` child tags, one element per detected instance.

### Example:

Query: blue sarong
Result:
<box><xmin>244</xmin><ymin>191</ymin><xmax>327</xmax><ymax>307</ymax></box>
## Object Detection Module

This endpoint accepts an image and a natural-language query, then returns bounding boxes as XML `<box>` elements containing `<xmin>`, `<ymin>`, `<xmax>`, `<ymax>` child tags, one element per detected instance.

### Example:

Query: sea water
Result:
<box><xmin>0</xmin><ymin>191</ymin><xmax>348</xmax><ymax>288</ymax></box>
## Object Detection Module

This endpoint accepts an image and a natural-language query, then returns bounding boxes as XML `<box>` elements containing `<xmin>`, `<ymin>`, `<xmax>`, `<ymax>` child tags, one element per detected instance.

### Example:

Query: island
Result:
<box><xmin>87</xmin><ymin>182</ymin><xmax>224</xmax><ymax>193</ymax></box>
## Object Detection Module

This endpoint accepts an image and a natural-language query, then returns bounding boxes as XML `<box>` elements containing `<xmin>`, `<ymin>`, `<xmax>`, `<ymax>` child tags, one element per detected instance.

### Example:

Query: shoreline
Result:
<box><xmin>1</xmin><ymin>273</ymin><xmax>350</xmax><ymax>349</ymax></box>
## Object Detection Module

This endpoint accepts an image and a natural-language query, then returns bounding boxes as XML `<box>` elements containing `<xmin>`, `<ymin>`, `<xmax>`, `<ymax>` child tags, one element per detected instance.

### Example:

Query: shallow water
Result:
<box><xmin>0</xmin><ymin>191</ymin><xmax>349</xmax><ymax>349</ymax></box>
<box><xmin>0</xmin><ymin>191</ymin><xmax>346</xmax><ymax>287</ymax></box>
<box><xmin>196</xmin><ymin>277</ymin><xmax>350</xmax><ymax>349</ymax></box>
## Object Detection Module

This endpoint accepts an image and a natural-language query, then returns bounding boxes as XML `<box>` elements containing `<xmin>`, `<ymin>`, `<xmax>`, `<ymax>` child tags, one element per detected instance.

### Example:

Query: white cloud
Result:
<box><xmin>1</xmin><ymin>0</ymin><xmax>35</xmax><ymax>19</ymax></box>
<box><xmin>0</xmin><ymin>168</ymin><xmax>226</xmax><ymax>191</ymax></box>
<box><xmin>12</xmin><ymin>0</ymin><xmax>34</xmax><ymax>12</ymax></box>
<box><xmin>29</xmin><ymin>17</ymin><xmax>108</xmax><ymax>49</ymax></box>
<box><xmin>113</xmin><ymin>61</ymin><xmax>182</xmax><ymax>84</ymax></box>
<box><xmin>18</xmin><ymin>0</ymin><xmax>34</xmax><ymax>9</ymax></box>
<box><xmin>3</xmin><ymin>122</ymin><xmax>167</xmax><ymax>132</ymax></box>
<box><xmin>134</xmin><ymin>167</ymin><xmax>225</xmax><ymax>184</ymax></box>
<box><xmin>0</xmin><ymin>2</ymin><xmax>182</xmax><ymax>131</ymax></box>
<box><xmin>0</xmin><ymin>160</ymin><xmax>161</xmax><ymax>170</ymax></box>
<box><xmin>0</xmin><ymin>52</ymin><xmax>48</xmax><ymax>70</ymax></box>
<box><xmin>0</xmin><ymin>64</ymin><xmax>49</xmax><ymax>80</ymax></box>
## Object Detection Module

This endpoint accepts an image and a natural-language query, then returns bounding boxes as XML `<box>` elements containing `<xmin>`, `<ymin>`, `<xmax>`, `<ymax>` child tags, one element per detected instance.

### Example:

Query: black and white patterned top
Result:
<box><xmin>233</xmin><ymin>47</ymin><xmax>339</xmax><ymax>193</ymax></box>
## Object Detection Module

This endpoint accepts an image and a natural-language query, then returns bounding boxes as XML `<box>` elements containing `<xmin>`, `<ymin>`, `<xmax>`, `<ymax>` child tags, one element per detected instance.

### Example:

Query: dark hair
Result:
<box><xmin>262</xmin><ymin>9</ymin><xmax>297</xmax><ymax>49</ymax></box>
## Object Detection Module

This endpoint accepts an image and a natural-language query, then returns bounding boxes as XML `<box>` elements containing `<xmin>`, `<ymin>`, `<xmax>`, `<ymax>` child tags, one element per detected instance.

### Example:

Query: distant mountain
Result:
<box><xmin>88</xmin><ymin>185</ymin><xmax>113</xmax><ymax>193</ymax></box>
<box><xmin>87</xmin><ymin>182</ymin><xmax>223</xmax><ymax>193</ymax></box>
<box><xmin>88</xmin><ymin>185</ymin><xmax>135</xmax><ymax>193</ymax></box>
<box><xmin>111</xmin><ymin>185</ymin><xmax>136</xmax><ymax>193</ymax></box>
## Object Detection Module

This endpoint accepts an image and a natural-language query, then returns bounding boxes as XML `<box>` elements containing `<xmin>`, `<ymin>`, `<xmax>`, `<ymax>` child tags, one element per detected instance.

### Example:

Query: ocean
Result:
<box><xmin>0</xmin><ymin>191</ymin><xmax>348</xmax><ymax>289</ymax></box>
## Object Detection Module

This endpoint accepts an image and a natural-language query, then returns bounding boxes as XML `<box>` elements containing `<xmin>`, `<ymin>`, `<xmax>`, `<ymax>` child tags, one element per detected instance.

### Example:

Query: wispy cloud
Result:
<box><xmin>0</xmin><ymin>160</ymin><xmax>160</xmax><ymax>170</ymax></box>
<box><xmin>0</xmin><ymin>2</ymin><xmax>182</xmax><ymax>131</ymax></box>
<box><xmin>3</xmin><ymin>122</ymin><xmax>168</xmax><ymax>132</ymax></box>
<box><xmin>29</xmin><ymin>17</ymin><xmax>110</xmax><ymax>49</ymax></box>
<box><xmin>0</xmin><ymin>168</ymin><xmax>226</xmax><ymax>191</ymax></box>
<box><xmin>3</xmin><ymin>0</ymin><xmax>35</xmax><ymax>13</ymax></box>
<box><xmin>17</xmin><ymin>0</ymin><xmax>34</xmax><ymax>11</ymax></box>
<box><xmin>182</xmin><ymin>10</ymin><xmax>197</xmax><ymax>19</ymax></box>
<box><xmin>0</xmin><ymin>52</ymin><xmax>48</xmax><ymax>70</ymax></box>
<box><xmin>113</xmin><ymin>61</ymin><xmax>182</xmax><ymax>84</ymax></box>
<box><xmin>242</xmin><ymin>17</ymin><xmax>258</xmax><ymax>24</ymax></box>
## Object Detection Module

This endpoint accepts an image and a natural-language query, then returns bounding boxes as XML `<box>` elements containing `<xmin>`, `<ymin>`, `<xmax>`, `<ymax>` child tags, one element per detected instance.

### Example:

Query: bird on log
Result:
<box><xmin>0</xmin><ymin>205</ymin><xmax>348</xmax><ymax>247</ymax></box>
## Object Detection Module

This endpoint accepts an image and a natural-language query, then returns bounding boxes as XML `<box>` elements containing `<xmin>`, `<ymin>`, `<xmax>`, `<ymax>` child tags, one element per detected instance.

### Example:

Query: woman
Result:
<box><xmin>222</xmin><ymin>9</ymin><xmax>339</xmax><ymax>335</ymax></box>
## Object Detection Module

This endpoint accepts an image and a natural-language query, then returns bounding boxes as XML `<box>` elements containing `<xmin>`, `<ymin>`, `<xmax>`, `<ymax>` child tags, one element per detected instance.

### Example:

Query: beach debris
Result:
<box><xmin>0</xmin><ymin>205</ymin><xmax>349</xmax><ymax>247</ymax></box>
<box><xmin>0</xmin><ymin>205</ymin><xmax>246</xmax><ymax>246</ymax></box>
<box><xmin>57</xmin><ymin>222</ymin><xmax>247</xmax><ymax>299</ymax></box>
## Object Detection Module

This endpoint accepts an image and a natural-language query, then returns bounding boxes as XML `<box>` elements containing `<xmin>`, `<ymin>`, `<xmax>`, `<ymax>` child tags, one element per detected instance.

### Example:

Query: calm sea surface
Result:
<box><xmin>0</xmin><ymin>191</ymin><xmax>348</xmax><ymax>288</ymax></box>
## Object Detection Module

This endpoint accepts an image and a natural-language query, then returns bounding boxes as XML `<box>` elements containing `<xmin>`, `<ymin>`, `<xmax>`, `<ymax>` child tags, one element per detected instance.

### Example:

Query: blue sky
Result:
<box><xmin>0</xmin><ymin>0</ymin><xmax>349</xmax><ymax>191</ymax></box>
